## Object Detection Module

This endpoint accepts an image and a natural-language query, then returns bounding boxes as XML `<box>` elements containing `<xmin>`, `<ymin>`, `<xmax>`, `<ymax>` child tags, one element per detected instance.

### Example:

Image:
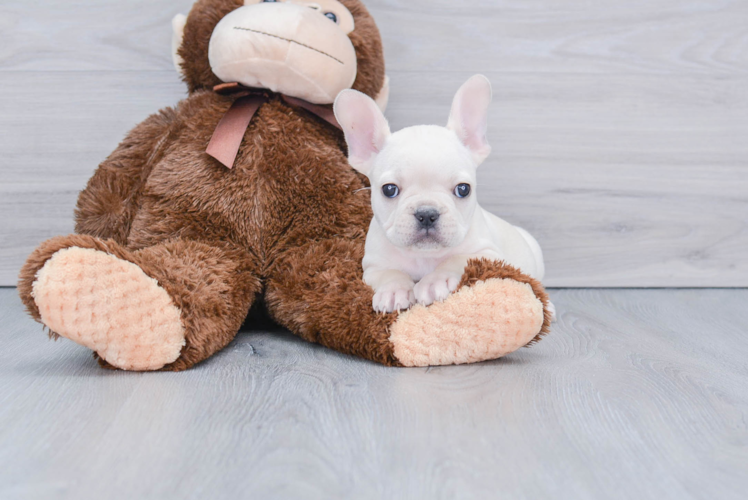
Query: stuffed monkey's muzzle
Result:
<box><xmin>208</xmin><ymin>2</ymin><xmax>358</xmax><ymax>104</ymax></box>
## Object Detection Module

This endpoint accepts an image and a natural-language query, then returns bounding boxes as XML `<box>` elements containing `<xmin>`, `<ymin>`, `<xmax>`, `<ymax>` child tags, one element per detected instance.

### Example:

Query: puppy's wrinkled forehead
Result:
<box><xmin>373</xmin><ymin>126</ymin><xmax>475</xmax><ymax>181</ymax></box>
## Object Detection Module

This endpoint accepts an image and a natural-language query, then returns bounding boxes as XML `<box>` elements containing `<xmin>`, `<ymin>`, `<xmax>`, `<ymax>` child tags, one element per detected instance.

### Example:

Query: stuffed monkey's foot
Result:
<box><xmin>389</xmin><ymin>260</ymin><xmax>552</xmax><ymax>367</ymax></box>
<box><xmin>32</xmin><ymin>247</ymin><xmax>185</xmax><ymax>371</ymax></box>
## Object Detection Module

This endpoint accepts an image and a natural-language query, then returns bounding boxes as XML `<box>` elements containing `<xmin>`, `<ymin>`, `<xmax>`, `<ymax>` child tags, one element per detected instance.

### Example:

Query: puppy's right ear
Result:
<box><xmin>447</xmin><ymin>74</ymin><xmax>493</xmax><ymax>166</ymax></box>
<box><xmin>334</xmin><ymin>89</ymin><xmax>391</xmax><ymax>176</ymax></box>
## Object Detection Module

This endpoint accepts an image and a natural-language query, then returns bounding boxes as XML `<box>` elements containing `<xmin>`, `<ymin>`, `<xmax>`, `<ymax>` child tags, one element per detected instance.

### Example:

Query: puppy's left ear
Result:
<box><xmin>334</xmin><ymin>89</ymin><xmax>391</xmax><ymax>177</ymax></box>
<box><xmin>447</xmin><ymin>75</ymin><xmax>493</xmax><ymax>166</ymax></box>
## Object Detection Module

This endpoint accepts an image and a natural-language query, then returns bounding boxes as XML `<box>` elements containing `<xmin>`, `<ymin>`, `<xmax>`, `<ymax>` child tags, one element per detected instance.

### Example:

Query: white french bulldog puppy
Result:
<box><xmin>334</xmin><ymin>75</ymin><xmax>549</xmax><ymax>314</ymax></box>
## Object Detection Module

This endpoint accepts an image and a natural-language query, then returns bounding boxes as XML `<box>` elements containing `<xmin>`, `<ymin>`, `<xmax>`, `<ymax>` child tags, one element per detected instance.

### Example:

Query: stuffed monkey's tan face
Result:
<box><xmin>208</xmin><ymin>0</ymin><xmax>358</xmax><ymax>104</ymax></box>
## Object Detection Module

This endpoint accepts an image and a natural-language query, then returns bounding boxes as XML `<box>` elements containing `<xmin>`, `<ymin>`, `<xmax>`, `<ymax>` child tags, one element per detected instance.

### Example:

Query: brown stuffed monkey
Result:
<box><xmin>18</xmin><ymin>0</ymin><xmax>551</xmax><ymax>371</ymax></box>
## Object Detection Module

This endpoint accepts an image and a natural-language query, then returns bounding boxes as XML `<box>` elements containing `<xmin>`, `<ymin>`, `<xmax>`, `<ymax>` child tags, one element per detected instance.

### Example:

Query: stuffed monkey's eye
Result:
<box><xmin>324</xmin><ymin>12</ymin><xmax>338</xmax><ymax>23</ymax></box>
<box><xmin>382</xmin><ymin>184</ymin><xmax>400</xmax><ymax>198</ymax></box>
<box><xmin>454</xmin><ymin>184</ymin><xmax>471</xmax><ymax>198</ymax></box>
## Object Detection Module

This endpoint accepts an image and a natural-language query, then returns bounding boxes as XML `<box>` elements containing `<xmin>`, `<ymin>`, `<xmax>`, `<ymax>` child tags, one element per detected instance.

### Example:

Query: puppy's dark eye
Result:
<box><xmin>262</xmin><ymin>0</ymin><xmax>278</xmax><ymax>2</ymax></box>
<box><xmin>382</xmin><ymin>184</ymin><xmax>400</xmax><ymax>198</ymax></box>
<box><xmin>324</xmin><ymin>12</ymin><xmax>338</xmax><ymax>23</ymax></box>
<box><xmin>454</xmin><ymin>184</ymin><xmax>471</xmax><ymax>198</ymax></box>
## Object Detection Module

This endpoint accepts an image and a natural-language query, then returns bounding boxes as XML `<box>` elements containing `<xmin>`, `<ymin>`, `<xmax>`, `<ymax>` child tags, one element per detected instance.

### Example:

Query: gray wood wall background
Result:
<box><xmin>0</xmin><ymin>0</ymin><xmax>746</xmax><ymax>287</ymax></box>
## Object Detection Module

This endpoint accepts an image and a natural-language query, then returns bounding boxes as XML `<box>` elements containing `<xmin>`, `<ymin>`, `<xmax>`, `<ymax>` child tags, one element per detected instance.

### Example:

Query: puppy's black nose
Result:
<box><xmin>415</xmin><ymin>208</ymin><xmax>440</xmax><ymax>229</ymax></box>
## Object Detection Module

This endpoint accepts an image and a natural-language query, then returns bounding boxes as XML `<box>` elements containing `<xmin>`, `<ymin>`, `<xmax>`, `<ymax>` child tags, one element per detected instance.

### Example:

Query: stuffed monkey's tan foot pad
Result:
<box><xmin>390</xmin><ymin>278</ymin><xmax>545</xmax><ymax>367</ymax></box>
<box><xmin>31</xmin><ymin>247</ymin><xmax>185</xmax><ymax>371</ymax></box>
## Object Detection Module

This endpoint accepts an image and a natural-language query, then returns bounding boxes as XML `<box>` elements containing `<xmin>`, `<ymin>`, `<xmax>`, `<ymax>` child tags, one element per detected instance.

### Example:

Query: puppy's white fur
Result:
<box><xmin>334</xmin><ymin>75</ymin><xmax>549</xmax><ymax>314</ymax></box>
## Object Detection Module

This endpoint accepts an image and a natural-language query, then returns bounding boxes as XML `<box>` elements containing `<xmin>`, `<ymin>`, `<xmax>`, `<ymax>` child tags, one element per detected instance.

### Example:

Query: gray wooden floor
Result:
<box><xmin>1</xmin><ymin>288</ymin><xmax>746</xmax><ymax>500</ymax></box>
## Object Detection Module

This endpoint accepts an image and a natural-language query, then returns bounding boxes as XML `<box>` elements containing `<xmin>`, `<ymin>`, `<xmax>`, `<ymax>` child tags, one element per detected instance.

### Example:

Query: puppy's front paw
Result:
<box><xmin>372</xmin><ymin>283</ymin><xmax>416</xmax><ymax>314</ymax></box>
<box><xmin>414</xmin><ymin>271</ymin><xmax>462</xmax><ymax>307</ymax></box>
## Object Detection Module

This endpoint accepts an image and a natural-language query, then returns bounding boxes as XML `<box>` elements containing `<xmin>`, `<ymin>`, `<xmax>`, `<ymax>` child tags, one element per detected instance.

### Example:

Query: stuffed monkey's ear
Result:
<box><xmin>334</xmin><ymin>89</ymin><xmax>391</xmax><ymax>176</ymax></box>
<box><xmin>171</xmin><ymin>14</ymin><xmax>187</xmax><ymax>75</ymax></box>
<box><xmin>374</xmin><ymin>75</ymin><xmax>391</xmax><ymax>113</ymax></box>
<box><xmin>447</xmin><ymin>74</ymin><xmax>493</xmax><ymax>166</ymax></box>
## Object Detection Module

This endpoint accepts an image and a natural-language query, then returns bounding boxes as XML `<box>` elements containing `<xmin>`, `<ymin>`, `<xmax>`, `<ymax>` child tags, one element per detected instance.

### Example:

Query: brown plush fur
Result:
<box><xmin>18</xmin><ymin>0</ymin><xmax>549</xmax><ymax>370</ymax></box>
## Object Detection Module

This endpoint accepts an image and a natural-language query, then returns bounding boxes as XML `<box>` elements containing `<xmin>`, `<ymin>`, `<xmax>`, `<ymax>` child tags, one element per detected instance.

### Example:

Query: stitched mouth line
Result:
<box><xmin>234</xmin><ymin>27</ymin><xmax>344</xmax><ymax>64</ymax></box>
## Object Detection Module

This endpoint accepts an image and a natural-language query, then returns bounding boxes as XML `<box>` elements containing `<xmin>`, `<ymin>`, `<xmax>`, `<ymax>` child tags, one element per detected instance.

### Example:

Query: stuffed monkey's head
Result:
<box><xmin>173</xmin><ymin>0</ymin><xmax>388</xmax><ymax>107</ymax></box>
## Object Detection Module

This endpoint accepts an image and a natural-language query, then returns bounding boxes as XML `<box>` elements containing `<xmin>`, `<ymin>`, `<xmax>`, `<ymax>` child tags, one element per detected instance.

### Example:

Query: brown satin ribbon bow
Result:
<box><xmin>207</xmin><ymin>83</ymin><xmax>342</xmax><ymax>169</ymax></box>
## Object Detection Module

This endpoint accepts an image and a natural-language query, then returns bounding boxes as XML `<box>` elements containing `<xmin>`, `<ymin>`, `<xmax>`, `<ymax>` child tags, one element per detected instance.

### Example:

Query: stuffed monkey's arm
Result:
<box><xmin>75</xmin><ymin>107</ymin><xmax>177</xmax><ymax>244</ymax></box>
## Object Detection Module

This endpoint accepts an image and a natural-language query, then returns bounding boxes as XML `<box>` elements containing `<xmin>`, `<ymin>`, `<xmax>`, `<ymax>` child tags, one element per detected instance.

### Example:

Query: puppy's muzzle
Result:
<box><xmin>415</xmin><ymin>208</ymin><xmax>440</xmax><ymax>230</ymax></box>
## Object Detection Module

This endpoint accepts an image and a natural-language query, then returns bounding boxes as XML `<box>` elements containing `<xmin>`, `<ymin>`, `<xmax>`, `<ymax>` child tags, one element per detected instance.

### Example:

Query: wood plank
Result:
<box><xmin>1</xmin><ymin>71</ymin><xmax>746</xmax><ymax>286</ymax></box>
<box><xmin>0</xmin><ymin>72</ymin><xmax>187</xmax><ymax>286</ymax></box>
<box><xmin>0</xmin><ymin>0</ymin><xmax>195</xmax><ymax>71</ymax></box>
<box><xmin>1</xmin><ymin>0</ymin><xmax>747</xmax><ymax>75</ymax></box>
<box><xmin>1</xmin><ymin>288</ymin><xmax>747</xmax><ymax>499</ymax></box>
<box><xmin>373</xmin><ymin>0</ymin><xmax>748</xmax><ymax>75</ymax></box>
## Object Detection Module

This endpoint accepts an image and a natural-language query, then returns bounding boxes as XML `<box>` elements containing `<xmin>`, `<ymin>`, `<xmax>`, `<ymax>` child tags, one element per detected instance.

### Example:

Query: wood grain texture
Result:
<box><xmin>1</xmin><ymin>0</ymin><xmax>747</xmax><ymax>286</ymax></box>
<box><xmin>0</xmin><ymin>0</ymin><xmax>196</xmax><ymax>71</ymax></box>
<box><xmin>2</xmin><ymin>0</ymin><xmax>746</xmax><ymax>75</ymax></box>
<box><xmin>1</xmin><ymin>288</ymin><xmax>747</xmax><ymax>499</ymax></box>
<box><xmin>0</xmin><ymin>72</ymin><xmax>186</xmax><ymax>283</ymax></box>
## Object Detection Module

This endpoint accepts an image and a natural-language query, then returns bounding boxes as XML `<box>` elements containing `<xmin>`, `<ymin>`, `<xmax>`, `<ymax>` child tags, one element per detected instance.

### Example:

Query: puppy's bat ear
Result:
<box><xmin>447</xmin><ymin>75</ymin><xmax>493</xmax><ymax>166</ymax></box>
<box><xmin>334</xmin><ymin>89</ymin><xmax>391</xmax><ymax>177</ymax></box>
<box><xmin>172</xmin><ymin>13</ymin><xmax>187</xmax><ymax>75</ymax></box>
